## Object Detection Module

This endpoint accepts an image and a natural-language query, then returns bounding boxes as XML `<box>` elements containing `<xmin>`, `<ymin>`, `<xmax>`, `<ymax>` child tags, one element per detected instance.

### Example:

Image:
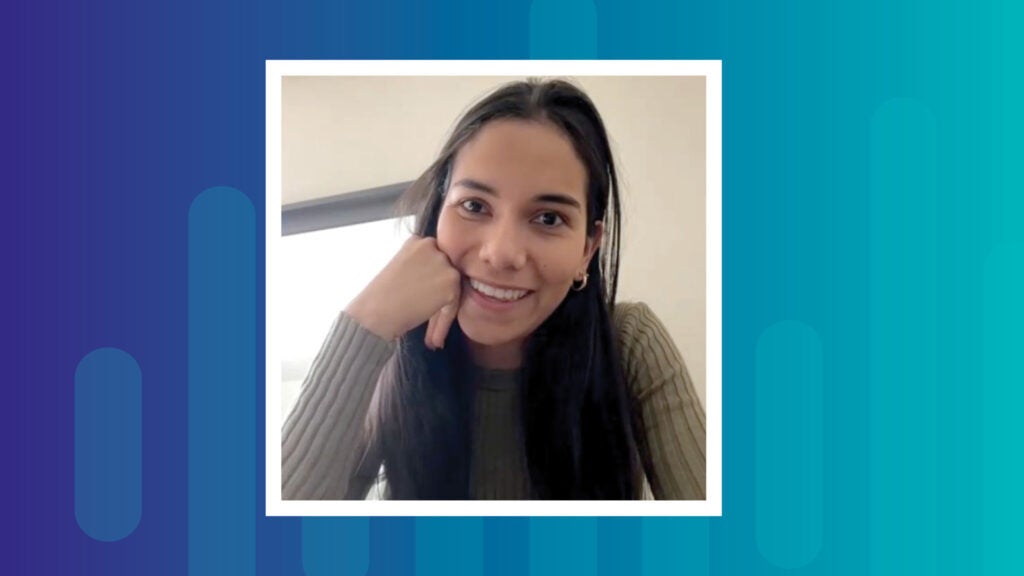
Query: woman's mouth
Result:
<box><xmin>469</xmin><ymin>278</ymin><xmax>531</xmax><ymax>301</ymax></box>
<box><xmin>466</xmin><ymin>278</ymin><xmax>533</xmax><ymax>311</ymax></box>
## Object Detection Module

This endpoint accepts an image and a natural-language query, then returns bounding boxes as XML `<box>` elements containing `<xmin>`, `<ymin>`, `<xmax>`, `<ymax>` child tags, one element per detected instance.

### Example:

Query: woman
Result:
<box><xmin>283</xmin><ymin>78</ymin><xmax>705</xmax><ymax>500</ymax></box>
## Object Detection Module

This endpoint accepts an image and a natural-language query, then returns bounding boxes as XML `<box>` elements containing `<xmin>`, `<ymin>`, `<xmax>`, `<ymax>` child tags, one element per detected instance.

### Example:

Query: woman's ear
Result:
<box><xmin>582</xmin><ymin>220</ymin><xmax>604</xmax><ymax>270</ymax></box>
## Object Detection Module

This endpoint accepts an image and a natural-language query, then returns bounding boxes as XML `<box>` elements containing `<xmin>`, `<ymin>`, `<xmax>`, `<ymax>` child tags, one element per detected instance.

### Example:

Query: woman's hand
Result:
<box><xmin>345</xmin><ymin>236</ymin><xmax>462</xmax><ymax>349</ymax></box>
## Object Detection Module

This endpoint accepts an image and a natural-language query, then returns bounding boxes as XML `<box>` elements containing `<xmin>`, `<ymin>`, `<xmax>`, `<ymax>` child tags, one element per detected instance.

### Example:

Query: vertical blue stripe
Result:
<box><xmin>416</xmin><ymin>518</ymin><xmax>483</xmax><ymax>576</ymax></box>
<box><xmin>755</xmin><ymin>320</ymin><xmax>823</xmax><ymax>568</ymax></box>
<box><xmin>368</xmin><ymin>518</ymin><xmax>415</xmax><ymax>576</ymax></box>
<box><xmin>642</xmin><ymin>518</ymin><xmax>709</xmax><ymax>576</ymax></box>
<box><xmin>868</xmin><ymin>98</ymin><xmax>939</xmax><ymax>574</ymax></box>
<box><xmin>983</xmin><ymin>4</ymin><xmax>1024</xmax><ymax>572</ymax></box>
<box><xmin>982</xmin><ymin>243</ymin><xmax>1024</xmax><ymax>574</ymax></box>
<box><xmin>529</xmin><ymin>0</ymin><xmax>597</xmax><ymax>58</ymax></box>
<box><xmin>302</xmin><ymin>518</ymin><xmax>370</xmax><ymax>576</ymax></box>
<box><xmin>598</xmin><ymin>518</ymin><xmax>640</xmax><ymax>576</ymax></box>
<box><xmin>531</xmin><ymin>518</ymin><xmax>597</xmax><ymax>576</ymax></box>
<box><xmin>187</xmin><ymin>186</ymin><xmax>255</xmax><ymax>575</ymax></box>
<box><xmin>483</xmin><ymin>518</ymin><xmax>529</xmax><ymax>576</ymax></box>
<box><xmin>74</xmin><ymin>347</ymin><xmax>142</xmax><ymax>542</ymax></box>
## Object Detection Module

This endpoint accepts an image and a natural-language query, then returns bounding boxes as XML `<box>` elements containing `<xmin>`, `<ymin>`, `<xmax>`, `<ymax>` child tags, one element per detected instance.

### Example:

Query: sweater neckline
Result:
<box><xmin>474</xmin><ymin>365</ymin><xmax>521</xmax><ymax>391</ymax></box>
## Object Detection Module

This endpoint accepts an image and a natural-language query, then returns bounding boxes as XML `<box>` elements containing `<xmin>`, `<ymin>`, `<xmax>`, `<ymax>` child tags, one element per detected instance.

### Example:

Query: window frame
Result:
<box><xmin>282</xmin><ymin>180</ymin><xmax>415</xmax><ymax>236</ymax></box>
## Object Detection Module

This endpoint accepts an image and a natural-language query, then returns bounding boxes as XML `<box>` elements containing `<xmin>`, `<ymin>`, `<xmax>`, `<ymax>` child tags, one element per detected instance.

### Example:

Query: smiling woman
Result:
<box><xmin>281</xmin><ymin>79</ymin><xmax>706</xmax><ymax>500</ymax></box>
<box><xmin>439</xmin><ymin>119</ymin><xmax>600</xmax><ymax>370</ymax></box>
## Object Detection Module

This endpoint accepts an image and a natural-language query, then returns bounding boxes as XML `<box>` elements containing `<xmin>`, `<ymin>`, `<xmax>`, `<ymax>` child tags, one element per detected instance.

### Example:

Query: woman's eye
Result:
<box><xmin>459</xmin><ymin>199</ymin><xmax>485</xmax><ymax>214</ymax></box>
<box><xmin>534</xmin><ymin>212</ymin><xmax>565</xmax><ymax>228</ymax></box>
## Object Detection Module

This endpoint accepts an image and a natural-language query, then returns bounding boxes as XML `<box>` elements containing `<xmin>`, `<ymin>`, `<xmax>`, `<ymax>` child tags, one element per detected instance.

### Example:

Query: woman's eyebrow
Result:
<box><xmin>452</xmin><ymin>178</ymin><xmax>582</xmax><ymax>212</ymax></box>
<box><xmin>452</xmin><ymin>178</ymin><xmax>495</xmax><ymax>194</ymax></box>
<box><xmin>534</xmin><ymin>193</ymin><xmax>582</xmax><ymax>211</ymax></box>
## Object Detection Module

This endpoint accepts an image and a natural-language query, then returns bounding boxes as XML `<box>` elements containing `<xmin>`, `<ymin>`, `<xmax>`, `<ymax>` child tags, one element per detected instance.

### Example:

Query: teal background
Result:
<box><xmin>4</xmin><ymin>0</ymin><xmax>1021</xmax><ymax>573</ymax></box>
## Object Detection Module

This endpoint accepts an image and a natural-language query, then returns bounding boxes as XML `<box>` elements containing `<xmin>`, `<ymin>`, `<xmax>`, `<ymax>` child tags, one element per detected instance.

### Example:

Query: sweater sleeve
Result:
<box><xmin>282</xmin><ymin>311</ymin><xmax>396</xmax><ymax>500</ymax></box>
<box><xmin>615</xmin><ymin>302</ymin><xmax>707</xmax><ymax>500</ymax></box>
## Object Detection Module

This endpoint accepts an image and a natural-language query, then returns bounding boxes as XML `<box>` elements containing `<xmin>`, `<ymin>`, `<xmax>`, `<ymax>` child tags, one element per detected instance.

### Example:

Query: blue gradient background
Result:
<box><xmin>4</xmin><ymin>0</ymin><xmax>1020</xmax><ymax>573</ymax></box>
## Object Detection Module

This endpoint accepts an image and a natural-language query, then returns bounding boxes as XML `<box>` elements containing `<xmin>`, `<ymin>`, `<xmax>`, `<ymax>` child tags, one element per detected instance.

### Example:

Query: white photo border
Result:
<box><xmin>265</xmin><ymin>60</ymin><xmax>722</xmax><ymax>517</ymax></box>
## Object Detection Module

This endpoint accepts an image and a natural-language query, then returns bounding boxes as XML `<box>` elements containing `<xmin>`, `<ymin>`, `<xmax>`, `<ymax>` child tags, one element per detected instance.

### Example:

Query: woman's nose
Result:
<box><xmin>479</xmin><ymin>219</ymin><xmax>527</xmax><ymax>270</ymax></box>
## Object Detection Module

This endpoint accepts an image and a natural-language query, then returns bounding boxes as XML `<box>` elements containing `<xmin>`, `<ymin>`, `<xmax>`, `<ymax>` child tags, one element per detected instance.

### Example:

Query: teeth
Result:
<box><xmin>470</xmin><ymin>279</ymin><xmax>528</xmax><ymax>301</ymax></box>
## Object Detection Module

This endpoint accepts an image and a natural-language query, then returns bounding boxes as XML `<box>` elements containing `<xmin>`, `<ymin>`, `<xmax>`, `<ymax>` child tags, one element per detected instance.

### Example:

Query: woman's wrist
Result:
<box><xmin>344</xmin><ymin>297</ymin><xmax>400</xmax><ymax>342</ymax></box>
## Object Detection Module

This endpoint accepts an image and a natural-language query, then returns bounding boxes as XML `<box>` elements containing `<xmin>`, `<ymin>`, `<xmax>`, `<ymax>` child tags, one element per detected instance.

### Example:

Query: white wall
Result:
<box><xmin>282</xmin><ymin>76</ymin><xmax>707</xmax><ymax>408</ymax></box>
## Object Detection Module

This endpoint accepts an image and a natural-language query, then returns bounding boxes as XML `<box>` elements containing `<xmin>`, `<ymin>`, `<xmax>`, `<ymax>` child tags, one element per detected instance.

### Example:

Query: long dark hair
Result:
<box><xmin>373</xmin><ymin>79</ymin><xmax>646</xmax><ymax>499</ymax></box>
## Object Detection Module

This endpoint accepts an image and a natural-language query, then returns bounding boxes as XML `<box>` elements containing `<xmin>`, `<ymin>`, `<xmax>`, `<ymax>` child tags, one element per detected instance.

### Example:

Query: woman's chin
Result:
<box><xmin>460</xmin><ymin>323</ymin><xmax>519</xmax><ymax>348</ymax></box>
<box><xmin>458</xmin><ymin>315</ymin><xmax>528</xmax><ymax>360</ymax></box>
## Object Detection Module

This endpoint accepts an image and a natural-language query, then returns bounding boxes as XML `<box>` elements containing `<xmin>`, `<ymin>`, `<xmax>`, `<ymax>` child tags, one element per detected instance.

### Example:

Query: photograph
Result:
<box><xmin>267</xmin><ymin>63</ymin><xmax>720</xmax><ymax>515</ymax></box>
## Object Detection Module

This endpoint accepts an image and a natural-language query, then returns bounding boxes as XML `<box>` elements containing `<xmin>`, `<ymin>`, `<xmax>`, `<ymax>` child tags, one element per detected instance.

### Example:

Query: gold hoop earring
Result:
<box><xmin>571</xmin><ymin>273</ymin><xmax>589</xmax><ymax>292</ymax></box>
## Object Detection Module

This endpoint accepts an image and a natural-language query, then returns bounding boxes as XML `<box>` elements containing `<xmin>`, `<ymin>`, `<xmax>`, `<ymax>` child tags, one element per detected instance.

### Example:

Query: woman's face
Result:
<box><xmin>437</xmin><ymin>119</ymin><xmax>601</xmax><ymax>369</ymax></box>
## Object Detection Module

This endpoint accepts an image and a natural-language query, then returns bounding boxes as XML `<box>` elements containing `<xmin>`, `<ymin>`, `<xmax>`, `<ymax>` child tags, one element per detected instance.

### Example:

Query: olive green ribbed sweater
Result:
<box><xmin>282</xmin><ymin>302</ymin><xmax>706</xmax><ymax>500</ymax></box>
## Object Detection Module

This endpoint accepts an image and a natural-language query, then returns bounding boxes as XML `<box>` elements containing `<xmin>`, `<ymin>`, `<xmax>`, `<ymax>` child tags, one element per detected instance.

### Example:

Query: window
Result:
<box><xmin>279</xmin><ymin>216</ymin><xmax>414</xmax><ymax>420</ymax></box>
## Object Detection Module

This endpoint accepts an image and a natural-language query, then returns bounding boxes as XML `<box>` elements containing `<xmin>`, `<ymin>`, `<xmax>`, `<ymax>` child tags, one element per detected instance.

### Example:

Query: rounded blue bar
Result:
<box><xmin>416</xmin><ymin>518</ymin><xmax>482</xmax><ymax>576</ymax></box>
<box><xmin>74</xmin><ymin>347</ymin><xmax>142</xmax><ymax>542</ymax></box>
<box><xmin>531</xmin><ymin>518</ymin><xmax>596</xmax><ymax>576</ymax></box>
<box><xmin>530</xmin><ymin>0</ymin><xmax>597</xmax><ymax>58</ymax></box>
<box><xmin>302</xmin><ymin>518</ymin><xmax>369</xmax><ymax>576</ymax></box>
<box><xmin>188</xmin><ymin>186</ymin><xmax>255</xmax><ymax>575</ymax></box>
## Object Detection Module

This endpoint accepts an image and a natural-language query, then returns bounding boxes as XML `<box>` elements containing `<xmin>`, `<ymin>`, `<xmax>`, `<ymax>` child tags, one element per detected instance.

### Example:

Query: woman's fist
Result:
<box><xmin>345</xmin><ymin>236</ymin><xmax>462</xmax><ymax>349</ymax></box>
